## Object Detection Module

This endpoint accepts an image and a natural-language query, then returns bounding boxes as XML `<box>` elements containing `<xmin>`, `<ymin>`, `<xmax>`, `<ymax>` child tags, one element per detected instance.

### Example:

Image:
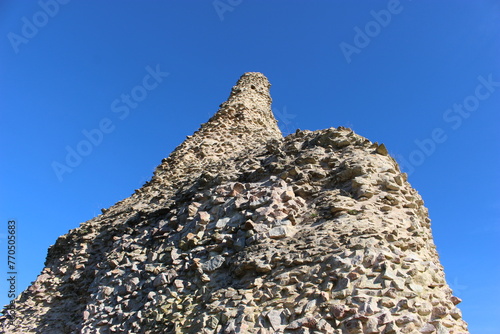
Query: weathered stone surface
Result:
<box><xmin>202</xmin><ymin>255</ymin><xmax>225</xmax><ymax>272</ymax></box>
<box><xmin>0</xmin><ymin>73</ymin><xmax>468</xmax><ymax>334</ymax></box>
<box><xmin>269</xmin><ymin>226</ymin><xmax>293</xmax><ymax>239</ymax></box>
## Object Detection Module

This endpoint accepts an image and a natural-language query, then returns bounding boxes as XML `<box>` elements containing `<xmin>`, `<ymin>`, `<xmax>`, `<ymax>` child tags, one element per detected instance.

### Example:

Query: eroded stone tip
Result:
<box><xmin>241</xmin><ymin>72</ymin><xmax>268</xmax><ymax>79</ymax></box>
<box><xmin>224</xmin><ymin>72</ymin><xmax>273</xmax><ymax>110</ymax></box>
<box><xmin>234</xmin><ymin>72</ymin><xmax>270</xmax><ymax>90</ymax></box>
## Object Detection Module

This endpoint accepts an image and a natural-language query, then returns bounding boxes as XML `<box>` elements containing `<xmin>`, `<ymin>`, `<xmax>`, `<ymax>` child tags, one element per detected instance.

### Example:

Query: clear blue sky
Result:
<box><xmin>1</xmin><ymin>1</ymin><xmax>499</xmax><ymax>332</ymax></box>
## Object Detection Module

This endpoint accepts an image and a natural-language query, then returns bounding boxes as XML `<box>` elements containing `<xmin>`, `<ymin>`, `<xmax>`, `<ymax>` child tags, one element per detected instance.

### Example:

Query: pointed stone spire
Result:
<box><xmin>129</xmin><ymin>72</ymin><xmax>282</xmax><ymax>208</ymax></box>
<box><xmin>207</xmin><ymin>72</ymin><xmax>281</xmax><ymax>139</ymax></box>
<box><xmin>221</xmin><ymin>72</ymin><xmax>273</xmax><ymax>114</ymax></box>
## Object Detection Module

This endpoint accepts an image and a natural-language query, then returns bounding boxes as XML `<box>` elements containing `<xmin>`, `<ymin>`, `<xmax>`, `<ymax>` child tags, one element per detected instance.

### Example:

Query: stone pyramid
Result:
<box><xmin>1</xmin><ymin>73</ymin><xmax>469</xmax><ymax>333</ymax></box>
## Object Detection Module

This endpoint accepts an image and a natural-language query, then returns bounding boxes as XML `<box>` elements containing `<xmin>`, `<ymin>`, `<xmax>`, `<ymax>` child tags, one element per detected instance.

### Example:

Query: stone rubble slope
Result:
<box><xmin>0</xmin><ymin>73</ymin><xmax>468</xmax><ymax>334</ymax></box>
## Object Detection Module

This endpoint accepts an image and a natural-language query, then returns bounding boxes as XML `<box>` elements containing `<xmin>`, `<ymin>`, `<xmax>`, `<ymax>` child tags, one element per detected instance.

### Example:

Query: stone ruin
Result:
<box><xmin>0</xmin><ymin>73</ymin><xmax>469</xmax><ymax>333</ymax></box>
